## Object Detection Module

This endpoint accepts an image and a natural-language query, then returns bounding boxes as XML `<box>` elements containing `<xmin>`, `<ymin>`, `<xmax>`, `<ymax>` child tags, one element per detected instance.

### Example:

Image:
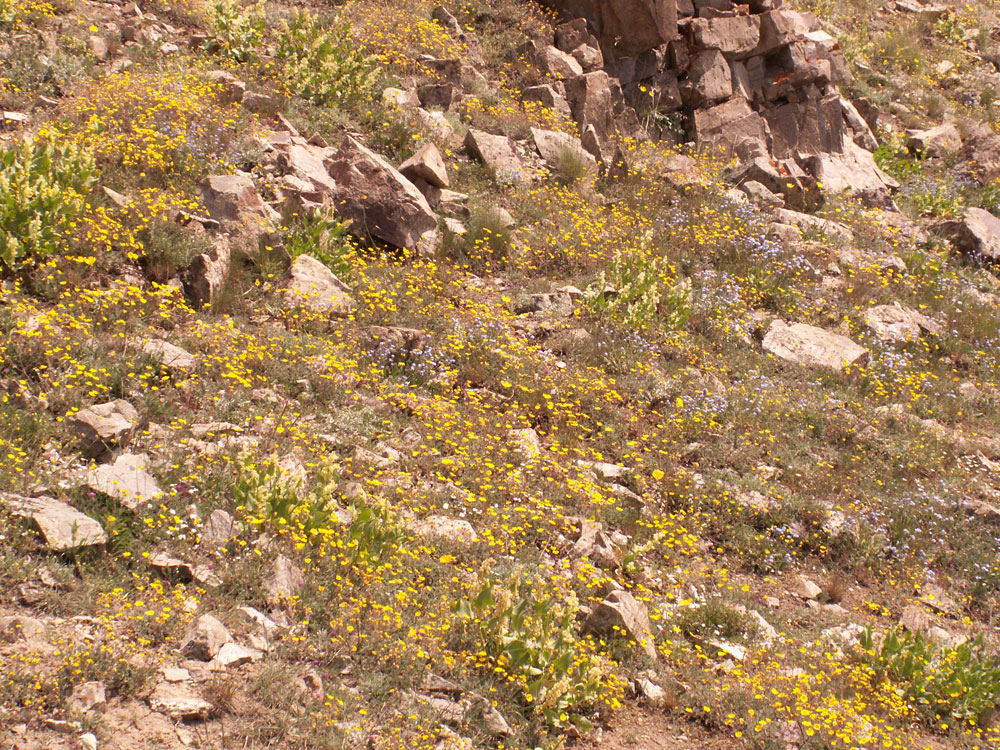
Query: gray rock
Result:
<box><xmin>149</xmin><ymin>683</ymin><xmax>212</xmax><ymax>720</ymax></box>
<box><xmin>85</xmin><ymin>452</ymin><xmax>163</xmax><ymax>511</ymax></box>
<box><xmin>464</xmin><ymin>128</ymin><xmax>529</xmax><ymax>183</ymax></box>
<box><xmin>863</xmin><ymin>304</ymin><xmax>943</xmax><ymax>342</ymax></box>
<box><xmin>906</xmin><ymin>123</ymin><xmax>961</xmax><ymax>158</ymax></box>
<box><xmin>181</xmin><ymin>614</ymin><xmax>232</xmax><ymax>661</ymax></box>
<box><xmin>1</xmin><ymin>493</ymin><xmax>107</xmax><ymax>550</ymax></box>
<box><xmin>762</xmin><ymin>320</ymin><xmax>869</xmax><ymax>372</ymax></box>
<box><xmin>184</xmin><ymin>239</ymin><xmax>230</xmax><ymax>310</ymax></box>
<box><xmin>68</xmin><ymin>681</ymin><xmax>106</xmax><ymax>713</ymax></box>
<box><xmin>940</xmin><ymin>207</ymin><xmax>1000</xmax><ymax>271</ymax></box>
<box><xmin>68</xmin><ymin>400</ymin><xmax>139</xmax><ymax>458</ymax></box>
<box><xmin>399</xmin><ymin>143</ymin><xmax>450</xmax><ymax>189</ymax></box>
<box><xmin>200</xmin><ymin>509</ymin><xmax>238</xmax><ymax>547</ymax></box>
<box><xmin>586</xmin><ymin>590</ymin><xmax>658</xmax><ymax>660</ymax></box>
<box><xmin>408</xmin><ymin>515</ymin><xmax>478</xmax><ymax>544</ymax></box>
<box><xmin>265</xmin><ymin>554</ymin><xmax>305</xmax><ymax>602</ymax></box>
<box><xmin>284</xmin><ymin>255</ymin><xmax>355</xmax><ymax>317</ymax></box>
<box><xmin>530</xmin><ymin>127</ymin><xmax>597</xmax><ymax>176</ymax></box>
<box><xmin>142</xmin><ymin>339</ymin><xmax>196</xmax><ymax>371</ymax></box>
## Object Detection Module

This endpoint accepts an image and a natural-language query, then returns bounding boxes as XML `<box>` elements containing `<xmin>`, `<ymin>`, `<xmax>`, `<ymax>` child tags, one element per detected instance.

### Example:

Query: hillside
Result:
<box><xmin>3</xmin><ymin>0</ymin><xmax>1000</xmax><ymax>748</ymax></box>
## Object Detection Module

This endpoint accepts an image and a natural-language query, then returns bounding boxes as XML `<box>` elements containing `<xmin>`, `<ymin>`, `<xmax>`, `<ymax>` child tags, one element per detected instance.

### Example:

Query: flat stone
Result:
<box><xmin>142</xmin><ymin>339</ymin><xmax>196</xmax><ymax>371</ymax></box>
<box><xmin>149</xmin><ymin>683</ymin><xmax>212</xmax><ymax>720</ymax></box>
<box><xmin>763</xmin><ymin>321</ymin><xmax>869</xmax><ymax>372</ymax></box>
<box><xmin>85</xmin><ymin>453</ymin><xmax>163</xmax><ymax>511</ymax></box>
<box><xmin>793</xmin><ymin>575</ymin><xmax>822</xmax><ymax>600</ymax></box>
<box><xmin>211</xmin><ymin>642</ymin><xmax>261</xmax><ymax>669</ymax></box>
<box><xmin>408</xmin><ymin>515</ymin><xmax>478</xmax><ymax>544</ymax></box>
<box><xmin>1</xmin><ymin>493</ymin><xmax>107</xmax><ymax>550</ymax></box>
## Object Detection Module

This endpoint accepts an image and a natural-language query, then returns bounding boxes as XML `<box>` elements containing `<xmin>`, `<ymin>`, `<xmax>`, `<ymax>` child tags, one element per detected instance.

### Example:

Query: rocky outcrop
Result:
<box><xmin>939</xmin><ymin>207</ymin><xmax>1000</xmax><ymax>271</ymax></box>
<box><xmin>539</xmin><ymin>1</ymin><xmax>895</xmax><ymax>205</ymax></box>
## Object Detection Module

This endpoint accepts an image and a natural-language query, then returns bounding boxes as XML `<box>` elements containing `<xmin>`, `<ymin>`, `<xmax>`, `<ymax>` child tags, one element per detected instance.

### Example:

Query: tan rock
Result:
<box><xmin>284</xmin><ymin>255</ymin><xmax>355</xmax><ymax>317</ymax></box>
<box><xmin>762</xmin><ymin>321</ymin><xmax>869</xmax><ymax>372</ymax></box>
<box><xmin>1</xmin><ymin>493</ymin><xmax>107</xmax><ymax>550</ymax></box>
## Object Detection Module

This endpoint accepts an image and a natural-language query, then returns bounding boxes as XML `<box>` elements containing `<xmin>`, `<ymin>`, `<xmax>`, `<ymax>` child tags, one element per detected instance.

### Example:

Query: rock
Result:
<box><xmin>197</xmin><ymin>173</ymin><xmax>269</xmax><ymax>225</ymax></box>
<box><xmin>636</xmin><ymin>676</ymin><xmax>668</xmax><ymax>704</ymax></box>
<box><xmin>181</xmin><ymin>614</ymin><xmax>232</xmax><ymax>661</ymax></box>
<box><xmin>162</xmin><ymin>667</ymin><xmax>191</xmax><ymax>682</ymax></box>
<box><xmin>205</xmin><ymin>70</ymin><xmax>245</xmax><ymax>104</ymax></box>
<box><xmin>79</xmin><ymin>733</ymin><xmax>98</xmax><ymax>750</ymax></box>
<box><xmin>906</xmin><ymin>123</ymin><xmax>962</xmax><ymax>158</ymax></box>
<box><xmin>692</xmin><ymin>97</ymin><xmax>769</xmax><ymax>159</ymax></box>
<box><xmin>681</xmin><ymin>49</ymin><xmax>732</xmax><ymax>106</ymax></box>
<box><xmin>265</xmin><ymin>554</ymin><xmax>305</xmax><ymax>602</ymax></box>
<box><xmin>141</xmin><ymin>339</ymin><xmax>196</xmax><ymax>371</ymax></box>
<box><xmin>149</xmin><ymin>683</ymin><xmax>212</xmax><ymax>720</ymax></box>
<box><xmin>0</xmin><ymin>615</ymin><xmax>46</xmax><ymax>642</ymax></box>
<box><xmin>734</xmin><ymin>156</ymin><xmax>819</xmax><ymax>211</ymax></box>
<box><xmin>541</xmin><ymin>0</ymin><xmax>678</xmax><ymax>58</ymax></box>
<box><xmin>762</xmin><ymin>321</ymin><xmax>870</xmax><ymax>372</ymax></box>
<box><xmin>68</xmin><ymin>399</ymin><xmax>139</xmax><ymax>458</ymax></box>
<box><xmin>284</xmin><ymin>255</ymin><xmax>355</xmax><ymax>317</ymax></box>
<box><xmin>184</xmin><ymin>239</ymin><xmax>230</xmax><ymax>310</ymax></box>
<box><xmin>326</xmin><ymin>136</ymin><xmax>439</xmax><ymax>253</ymax></box>
<box><xmin>1</xmin><ymin>493</ymin><xmax>107</xmax><ymax>550</ymax></box>
<box><xmin>147</xmin><ymin>553</ymin><xmax>222</xmax><ymax>588</ymax></box>
<box><xmin>508</xmin><ymin>427</ymin><xmax>542</xmax><ymax>459</ymax></box>
<box><xmin>383</xmin><ymin>87</ymin><xmax>420</xmax><ymax>108</ymax></box>
<box><xmin>464</xmin><ymin>128</ymin><xmax>528</xmax><ymax>183</ymax></box>
<box><xmin>863</xmin><ymin>304</ymin><xmax>943</xmax><ymax>342</ymax></box>
<box><xmin>793</xmin><ymin>575</ymin><xmax>822</xmax><ymax>600</ymax></box>
<box><xmin>940</xmin><ymin>207</ymin><xmax>1000</xmax><ymax>271</ymax></box>
<box><xmin>740</xmin><ymin>179</ymin><xmax>785</xmax><ymax>207</ymax></box>
<box><xmin>399</xmin><ymin>143</ymin><xmax>450</xmax><ymax>189</ymax></box>
<box><xmin>418</xmin><ymin>83</ymin><xmax>459</xmax><ymax>110</ymax></box>
<box><xmin>530</xmin><ymin>127</ymin><xmax>597</xmax><ymax>176</ymax></box>
<box><xmin>900</xmin><ymin>604</ymin><xmax>935</xmax><ymax>636</ymax></box>
<box><xmin>577</xmin><ymin>459</ymin><xmax>631</xmax><ymax>482</ymax></box>
<box><xmin>409</xmin><ymin>515</ymin><xmax>478</xmax><ymax>544</ymax></box>
<box><xmin>85</xmin><ymin>452</ymin><xmax>163</xmax><ymax>511</ymax></box>
<box><xmin>88</xmin><ymin>35</ymin><xmax>109</xmax><ymax>61</ymax></box>
<box><xmin>773</xmin><ymin>207</ymin><xmax>852</xmax><ymax>243</ymax></box>
<box><xmin>522</xmin><ymin>84</ymin><xmax>573</xmax><ymax>121</ymax></box>
<box><xmin>564</xmin><ymin>71</ymin><xmax>617</xmax><ymax>139</ymax></box>
<box><xmin>571</xmin><ymin>518</ymin><xmax>623</xmax><ymax>569</ymax></box>
<box><xmin>920</xmin><ymin>584</ymin><xmax>957</xmax><ymax>615</ymax></box>
<box><xmin>68</xmin><ymin>682</ymin><xmax>106</xmax><ymax>713</ymax></box>
<box><xmin>211</xmin><ymin>642</ymin><xmax>261</xmax><ymax>669</ymax></box>
<box><xmin>586</xmin><ymin>590</ymin><xmax>657</xmax><ymax>660</ymax></box>
<box><xmin>200</xmin><ymin>509</ymin><xmax>238</xmax><ymax>547</ymax></box>
<box><xmin>538</xmin><ymin>44</ymin><xmax>583</xmax><ymax>79</ymax></box>
<box><xmin>572</xmin><ymin>43</ymin><xmax>604</xmax><ymax>72</ymax></box>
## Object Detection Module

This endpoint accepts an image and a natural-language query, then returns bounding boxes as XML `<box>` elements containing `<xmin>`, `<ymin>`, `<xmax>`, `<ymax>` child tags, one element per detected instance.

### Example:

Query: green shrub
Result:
<box><xmin>232</xmin><ymin>454</ymin><xmax>337</xmax><ymax>538</ymax></box>
<box><xmin>588</xmin><ymin>232</ymin><xmax>691</xmax><ymax>334</ymax></box>
<box><xmin>860</xmin><ymin>626</ymin><xmax>1000</xmax><ymax>725</ymax></box>
<box><xmin>274</xmin><ymin>10</ymin><xmax>379</xmax><ymax>106</ymax></box>
<box><xmin>206</xmin><ymin>0</ymin><xmax>266</xmax><ymax>64</ymax></box>
<box><xmin>454</xmin><ymin>574</ymin><xmax>616</xmax><ymax>732</ymax></box>
<box><xmin>0</xmin><ymin>140</ymin><xmax>98</xmax><ymax>272</ymax></box>
<box><xmin>284</xmin><ymin>209</ymin><xmax>357</xmax><ymax>283</ymax></box>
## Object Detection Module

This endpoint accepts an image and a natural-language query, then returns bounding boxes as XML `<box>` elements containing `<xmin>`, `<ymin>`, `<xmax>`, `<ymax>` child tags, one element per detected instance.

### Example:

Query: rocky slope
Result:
<box><xmin>3</xmin><ymin>0</ymin><xmax>1000</xmax><ymax>749</ymax></box>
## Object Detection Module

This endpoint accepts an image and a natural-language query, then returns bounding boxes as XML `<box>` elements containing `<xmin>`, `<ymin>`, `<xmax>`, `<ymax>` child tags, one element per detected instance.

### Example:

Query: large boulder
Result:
<box><xmin>680</xmin><ymin>50</ymin><xmax>733</xmax><ymax>106</ymax></box>
<box><xmin>688</xmin><ymin>15</ymin><xmax>762</xmax><ymax>59</ymax></box>
<box><xmin>326</xmin><ymin>136</ymin><xmax>439</xmax><ymax>253</ymax></box>
<box><xmin>530</xmin><ymin>127</ymin><xmax>597</xmax><ymax>176</ymax></box>
<box><xmin>940</xmin><ymin>208</ymin><xmax>1000</xmax><ymax>271</ymax></box>
<box><xmin>762</xmin><ymin>320</ymin><xmax>870</xmax><ymax>372</ymax></box>
<box><xmin>540</xmin><ymin>0</ymin><xmax>678</xmax><ymax>58</ymax></box>
<box><xmin>864</xmin><ymin>304</ymin><xmax>943</xmax><ymax>343</ymax></box>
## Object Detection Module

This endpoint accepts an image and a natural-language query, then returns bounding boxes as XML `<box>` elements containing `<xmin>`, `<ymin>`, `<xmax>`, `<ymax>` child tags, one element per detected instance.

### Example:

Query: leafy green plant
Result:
<box><xmin>860</xmin><ymin>626</ymin><xmax>1000</xmax><ymax>725</ymax></box>
<box><xmin>284</xmin><ymin>209</ymin><xmax>356</xmax><ymax>283</ymax></box>
<box><xmin>232</xmin><ymin>454</ymin><xmax>337</xmax><ymax>538</ymax></box>
<box><xmin>0</xmin><ymin>140</ymin><xmax>98</xmax><ymax>272</ymax></box>
<box><xmin>454</xmin><ymin>573</ymin><xmax>617</xmax><ymax>732</ymax></box>
<box><xmin>588</xmin><ymin>233</ymin><xmax>691</xmax><ymax>334</ymax></box>
<box><xmin>874</xmin><ymin>134</ymin><xmax>922</xmax><ymax>182</ymax></box>
<box><xmin>206</xmin><ymin>0</ymin><xmax>266</xmax><ymax>64</ymax></box>
<box><xmin>345</xmin><ymin>496</ymin><xmax>404</xmax><ymax>572</ymax></box>
<box><xmin>911</xmin><ymin>185</ymin><xmax>965</xmax><ymax>219</ymax></box>
<box><xmin>274</xmin><ymin>10</ymin><xmax>379</xmax><ymax>106</ymax></box>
